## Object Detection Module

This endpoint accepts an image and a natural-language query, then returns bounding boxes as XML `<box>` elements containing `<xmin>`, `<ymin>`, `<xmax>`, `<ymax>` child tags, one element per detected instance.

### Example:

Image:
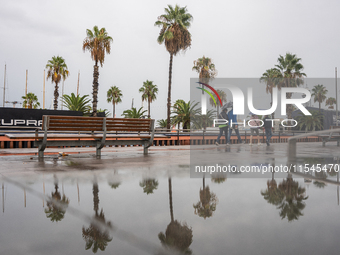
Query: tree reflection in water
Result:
<box><xmin>82</xmin><ymin>182</ymin><xmax>112</xmax><ymax>253</ymax></box>
<box><xmin>158</xmin><ymin>178</ymin><xmax>193</xmax><ymax>254</ymax></box>
<box><xmin>45</xmin><ymin>175</ymin><xmax>69</xmax><ymax>222</ymax></box>
<box><xmin>139</xmin><ymin>178</ymin><xmax>159</xmax><ymax>195</ymax></box>
<box><xmin>193</xmin><ymin>176</ymin><xmax>218</xmax><ymax>219</ymax></box>
<box><xmin>277</xmin><ymin>174</ymin><xmax>308</xmax><ymax>222</ymax></box>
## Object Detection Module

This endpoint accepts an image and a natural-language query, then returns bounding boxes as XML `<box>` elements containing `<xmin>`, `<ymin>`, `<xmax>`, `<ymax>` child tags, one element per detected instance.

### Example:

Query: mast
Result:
<box><xmin>77</xmin><ymin>71</ymin><xmax>80</xmax><ymax>96</ymax></box>
<box><xmin>3</xmin><ymin>64</ymin><xmax>6</xmax><ymax>107</ymax></box>
<box><xmin>43</xmin><ymin>69</ymin><xmax>46</xmax><ymax>109</ymax></box>
<box><xmin>25</xmin><ymin>69</ymin><xmax>28</xmax><ymax>96</ymax></box>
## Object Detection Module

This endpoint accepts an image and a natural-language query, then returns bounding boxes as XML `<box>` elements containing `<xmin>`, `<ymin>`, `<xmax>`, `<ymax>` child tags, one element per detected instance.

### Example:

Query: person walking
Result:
<box><xmin>263</xmin><ymin>114</ymin><xmax>273</xmax><ymax>146</ymax></box>
<box><xmin>216</xmin><ymin>108</ymin><xmax>229</xmax><ymax>146</ymax></box>
<box><xmin>227</xmin><ymin>105</ymin><xmax>243</xmax><ymax>144</ymax></box>
<box><xmin>249</xmin><ymin>113</ymin><xmax>262</xmax><ymax>146</ymax></box>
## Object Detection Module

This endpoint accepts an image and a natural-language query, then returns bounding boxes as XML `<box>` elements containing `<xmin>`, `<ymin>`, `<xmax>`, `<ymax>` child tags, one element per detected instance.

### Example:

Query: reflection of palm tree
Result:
<box><xmin>211</xmin><ymin>176</ymin><xmax>226</xmax><ymax>184</ymax></box>
<box><xmin>82</xmin><ymin>183</ymin><xmax>112</xmax><ymax>253</ymax></box>
<box><xmin>45</xmin><ymin>176</ymin><xmax>69</xmax><ymax>222</ymax></box>
<box><xmin>193</xmin><ymin>177</ymin><xmax>218</xmax><ymax>219</ymax></box>
<box><xmin>139</xmin><ymin>179</ymin><xmax>159</xmax><ymax>195</ymax></box>
<box><xmin>158</xmin><ymin>178</ymin><xmax>193</xmax><ymax>254</ymax></box>
<box><xmin>277</xmin><ymin>175</ymin><xmax>308</xmax><ymax>221</ymax></box>
<box><xmin>261</xmin><ymin>179</ymin><xmax>284</xmax><ymax>206</ymax></box>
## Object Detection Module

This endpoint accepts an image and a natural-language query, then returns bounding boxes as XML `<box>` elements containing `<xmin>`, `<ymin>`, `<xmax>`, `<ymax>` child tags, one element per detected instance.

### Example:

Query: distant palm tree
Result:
<box><xmin>62</xmin><ymin>93</ymin><xmax>91</xmax><ymax>113</ymax></box>
<box><xmin>121</xmin><ymin>107</ymin><xmax>147</xmax><ymax>118</ymax></box>
<box><xmin>171</xmin><ymin>101</ymin><xmax>199</xmax><ymax>130</ymax></box>
<box><xmin>192</xmin><ymin>56</ymin><xmax>217</xmax><ymax>82</ymax></box>
<box><xmin>274</xmin><ymin>53</ymin><xmax>307</xmax><ymax>119</ymax></box>
<box><xmin>311</xmin><ymin>84</ymin><xmax>328</xmax><ymax>111</ymax></box>
<box><xmin>139</xmin><ymin>80</ymin><xmax>158</xmax><ymax>119</ymax></box>
<box><xmin>297</xmin><ymin>110</ymin><xmax>323</xmax><ymax>131</ymax></box>
<box><xmin>22</xmin><ymin>92</ymin><xmax>40</xmax><ymax>109</ymax></box>
<box><xmin>326</xmin><ymin>97</ymin><xmax>336</xmax><ymax>109</ymax></box>
<box><xmin>106</xmin><ymin>86</ymin><xmax>122</xmax><ymax>118</ymax></box>
<box><xmin>260</xmin><ymin>68</ymin><xmax>281</xmax><ymax>118</ymax></box>
<box><xmin>46</xmin><ymin>56</ymin><xmax>69</xmax><ymax>110</ymax></box>
<box><xmin>83</xmin><ymin>26</ymin><xmax>113</xmax><ymax>116</ymax></box>
<box><xmin>191</xmin><ymin>109</ymin><xmax>216</xmax><ymax>130</ymax></box>
<box><xmin>193</xmin><ymin>177</ymin><xmax>218</xmax><ymax>219</ymax></box>
<box><xmin>209</xmin><ymin>89</ymin><xmax>226</xmax><ymax>117</ymax></box>
<box><xmin>155</xmin><ymin>4</ymin><xmax>193</xmax><ymax>130</ymax></box>
<box><xmin>157</xmin><ymin>119</ymin><xmax>167</xmax><ymax>128</ymax></box>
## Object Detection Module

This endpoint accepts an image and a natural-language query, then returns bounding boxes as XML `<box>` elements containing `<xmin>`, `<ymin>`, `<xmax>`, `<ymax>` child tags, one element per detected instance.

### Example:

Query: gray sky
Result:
<box><xmin>1</xmin><ymin>0</ymin><xmax>340</xmax><ymax>120</ymax></box>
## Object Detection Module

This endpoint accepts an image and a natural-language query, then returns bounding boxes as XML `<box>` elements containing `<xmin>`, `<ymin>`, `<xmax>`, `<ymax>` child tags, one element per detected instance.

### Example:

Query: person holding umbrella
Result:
<box><xmin>215</xmin><ymin>106</ymin><xmax>229</xmax><ymax>146</ymax></box>
<box><xmin>227</xmin><ymin>102</ymin><xmax>244</xmax><ymax>144</ymax></box>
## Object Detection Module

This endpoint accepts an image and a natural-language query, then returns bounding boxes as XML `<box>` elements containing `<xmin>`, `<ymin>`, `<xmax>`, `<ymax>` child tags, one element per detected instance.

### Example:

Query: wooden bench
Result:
<box><xmin>318</xmin><ymin>129</ymin><xmax>340</xmax><ymax>146</ymax></box>
<box><xmin>6</xmin><ymin>115</ymin><xmax>156</xmax><ymax>158</ymax></box>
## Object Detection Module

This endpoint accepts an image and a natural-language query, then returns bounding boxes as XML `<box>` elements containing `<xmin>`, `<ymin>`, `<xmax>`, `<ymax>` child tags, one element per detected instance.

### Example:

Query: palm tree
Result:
<box><xmin>209</xmin><ymin>89</ymin><xmax>226</xmax><ymax>117</ymax></box>
<box><xmin>155</xmin><ymin>4</ymin><xmax>193</xmax><ymax>130</ymax></box>
<box><xmin>83</xmin><ymin>26</ymin><xmax>113</xmax><ymax>116</ymax></box>
<box><xmin>192</xmin><ymin>55</ymin><xmax>217</xmax><ymax>82</ymax></box>
<box><xmin>171</xmin><ymin>100</ymin><xmax>199</xmax><ymax>130</ymax></box>
<box><xmin>82</xmin><ymin>183</ymin><xmax>112</xmax><ymax>253</ymax></box>
<box><xmin>193</xmin><ymin>177</ymin><xmax>218</xmax><ymax>219</ymax></box>
<box><xmin>311</xmin><ymin>84</ymin><xmax>328</xmax><ymax>111</ymax></box>
<box><xmin>191</xmin><ymin>109</ymin><xmax>216</xmax><ymax>130</ymax></box>
<box><xmin>277</xmin><ymin>175</ymin><xmax>308</xmax><ymax>222</ymax></box>
<box><xmin>139</xmin><ymin>80</ymin><xmax>158</xmax><ymax>119</ymax></box>
<box><xmin>157</xmin><ymin>119</ymin><xmax>168</xmax><ymax>128</ymax></box>
<box><xmin>61</xmin><ymin>93</ymin><xmax>91</xmax><ymax>114</ymax></box>
<box><xmin>121</xmin><ymin>107</ymin><xmax>147</xmax><ymax>118</ymax></box>
<box><xmin>139</xmin><ymin>179</ymin><xmax>159</xmax><ymax>194</ymax></box>
<box><xmin>46</xmin><ymin>56</ymin><xmax>69</xmax><ymax>110</ymax></box>
<box><xmin>297</xmin><ymin>110</ymin><xmax>323</xmax><ymax>131</ymax></box>
<box><xmin>260</xmin><ymin>68</ymin><xmax>281</xmax><ymax>118</ymax></box>
<box><xmin>22</xmin><ymin>92</ymin><xmax>40</xmax><ymax>109</ymax></box>
<box><xmin>326</xmin><ymin>97</ymin><xmax>336</xmax><ymax>109</ymax></box>
<box><xmin>158</xmin><ymin>178</ymin><xmax>193</xmax><ymax>254</ymax></box>
<box><xmin>106</xmin><ymin>86</ymin><xmax>122</xmax><ymax>118</ymax></box>
<box><xmin>45</xmin><ymin>175</ymin><xmax>70</xmax><ymax>222</ymax></box>
<box><xmin>274</xmin><ymin>53</ymin><xmax>307</xmax><ymax>120</ymax></box>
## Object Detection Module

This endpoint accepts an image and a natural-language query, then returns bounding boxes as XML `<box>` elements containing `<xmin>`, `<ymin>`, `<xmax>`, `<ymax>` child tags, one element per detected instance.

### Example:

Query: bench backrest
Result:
<box><xmin>42</xmin><ymin>115</ymin><xmax>153</xmax><ymax>132</ymax></box>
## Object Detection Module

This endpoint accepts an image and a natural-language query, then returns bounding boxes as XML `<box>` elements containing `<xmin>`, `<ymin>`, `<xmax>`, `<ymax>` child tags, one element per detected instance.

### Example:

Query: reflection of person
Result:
<box><xmin>216</xmin><ymin>108</ymin><xmax>229</xmax><ymax>146</ymax></box>
<box><xmin>249</xmin><ymin>113</ymin><xmax>262</xmax><ymax>145</ymax></box>
<box><xmin>263</xmin><ymin>115</ymin><xmax>273</xmax><ymax>146</ymax></box>
<box><xmin>227</xmin><ymin>106</ymin><xmax>243</xmax><ymax>144</ymax></box>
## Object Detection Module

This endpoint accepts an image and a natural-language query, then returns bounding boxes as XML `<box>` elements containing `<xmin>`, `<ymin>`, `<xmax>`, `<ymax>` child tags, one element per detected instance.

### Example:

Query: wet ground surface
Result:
<box><xmin>1</xmin><ymin>143</ymin><xmax>340</xmax><ymax>254</ymax></box>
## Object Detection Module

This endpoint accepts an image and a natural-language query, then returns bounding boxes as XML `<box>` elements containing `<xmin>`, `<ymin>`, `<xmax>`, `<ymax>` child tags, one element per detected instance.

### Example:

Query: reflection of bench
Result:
<box><xmin>319</xmin><ymin>131</ymin><xmax>340</xmax><ymax>146</ymax></box>
<box><xmin>6</xmin><ymin>115</ymin><xmax>156</xmax><ymax>158</ymax></box>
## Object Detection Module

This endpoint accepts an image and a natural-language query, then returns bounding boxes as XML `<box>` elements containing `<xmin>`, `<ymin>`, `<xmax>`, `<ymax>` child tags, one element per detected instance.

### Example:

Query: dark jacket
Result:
<box><xmin>263</xmin><ymin>116</ymin><xmax>272</xmax><ymax>129</ymax></box>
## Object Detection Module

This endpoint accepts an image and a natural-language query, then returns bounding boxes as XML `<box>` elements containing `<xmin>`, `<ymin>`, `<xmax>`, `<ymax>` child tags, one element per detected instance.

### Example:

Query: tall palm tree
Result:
<box><xmin>260</xmin><ymin>68</ymin><xmax>281</xmax><ymax>118</ymax></box>
<box><xmin>171</xmin><ymin>101</ymin><xmax>199</xmax><ymax>130</ymax></box>
<box><xmin>155</xmin><ymin>5</ymin><xmax>193</xmax><ymax>130</ymax></box>
<box><xmin>22</xmin><ymin>92</ymin><xmax>40</xmax><ymax>109</ymax></box>
<box><xmin>46</xmin><ymin>56</ymin><xmax>69</xmax><ymax>110</ymax></box>
<box><xmin>106</xmin><ymin>86</ymin><xmax>122</xmax><ymax>118</ymax></box>
<box><xmin>82</xmin><ymin>182</ymin><xmax>112</xmax><ymax>253</ymax></box>
<box><xmin>192</xmin><ymin>56</ymin><xmax>217</xmax><ymax>81</ymax></box>
<box><xmin>274</xmin><ymin>53</ymin><xmax>307</xmax><ymax>119</ymax></box>
<box><xmin>121</xmin><ymin>107</ymin><xmax>147</xmax><ymax>118</ymax></box>
<box><xmin>326</xmin><ymin>97</ymin><xmax>336</xmax><ymax>109</ymax></box>
<box><xmin>62</xmin><ymin>93</ymin><xmax>91</xmax><ymax>113</ymax></box>
<box><xmin>311</xmin><ymin>84</ymin><xmax>328</xmax><ymax>111</ymax></box>
<box><xmin>158</xmin><ymin>178</ymin><xmax>193</xmax><ymax>254</ymax></box>
<box><xmin>83</xmin><ymin>26</ymin><xmax>113</xmax><ymax>116</ymax></box>
<box><xmin>139</xmin><ymin>80</ymin><xmax>158</xmax><ymax>119</ymax></box>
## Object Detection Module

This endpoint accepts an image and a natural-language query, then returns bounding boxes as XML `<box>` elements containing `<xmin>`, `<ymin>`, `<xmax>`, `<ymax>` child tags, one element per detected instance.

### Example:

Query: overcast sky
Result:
<box><xmin>1</xmin><ymin>0</ymin><xmax>340</xmax><ymax>120</ymax></box>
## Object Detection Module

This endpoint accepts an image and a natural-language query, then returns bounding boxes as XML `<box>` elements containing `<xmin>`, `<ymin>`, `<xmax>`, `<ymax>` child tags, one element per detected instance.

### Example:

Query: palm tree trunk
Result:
<box><xmin>168</xmin><ymin>178</ymin><xmax>174</xmax><ymax>222</ymax></box>
<box><xmin>112</xmin><ymin>102</ymin><xmax>115</xmax><ymax>118</ymax></box>
<box><xmin>92</xmin><ymin>64</ymin><xmax>99</xmax><ymax>117</ymax></box>
<box><xmin>53</xmin><ymin>82</ymin><xmax>59</xmax><ymax>110</ymax></box>
<box><xmin>93</xmin><ymin>183</ymin><xmax>99</xmax><ymax>216</ymax></box>
<box><xmin>166</xmin><ymin>53</ymin><xmax>173</xmax><ymax>131</ymax></box>
<box><xmin>148</xmin><ymin>98</ymin><xmax>151</xmax><ymax>119</ymax></box>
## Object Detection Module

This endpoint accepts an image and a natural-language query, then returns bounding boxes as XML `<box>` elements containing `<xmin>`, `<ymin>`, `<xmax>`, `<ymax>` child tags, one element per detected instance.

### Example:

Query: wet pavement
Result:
<box><xmin>1</xmin><ymin>143</ymin><xmax>340</xmax><ymax>254</ymax></box>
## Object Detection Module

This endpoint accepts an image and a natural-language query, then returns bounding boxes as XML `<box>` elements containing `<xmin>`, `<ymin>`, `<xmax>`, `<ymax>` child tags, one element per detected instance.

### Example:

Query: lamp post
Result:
<box><xmin>336</xmin><ymin>67</ymin><xmax>338</xmax><ymax>126</ymax></box>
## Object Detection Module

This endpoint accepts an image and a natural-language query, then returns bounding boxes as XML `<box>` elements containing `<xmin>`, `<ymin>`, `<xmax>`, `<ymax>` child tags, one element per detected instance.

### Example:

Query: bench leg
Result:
<box><xmin>322</xmin><ymin>139</ymin><xmax>326</xmax><ymax>147</ymax></box>
<box><xmin>143</xmin><ymin>143</ymin><xmax>148</xmax><ymax>155</ymax></box>
<box><xmin>96</xmin><ymin>148</ymin><xmax>101</xmax><ymax>158</ymax></box>
<box><xmin>38</xmin><ymin>145</ymin><xmax>45</xmax><ymax>158</ymax></box>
